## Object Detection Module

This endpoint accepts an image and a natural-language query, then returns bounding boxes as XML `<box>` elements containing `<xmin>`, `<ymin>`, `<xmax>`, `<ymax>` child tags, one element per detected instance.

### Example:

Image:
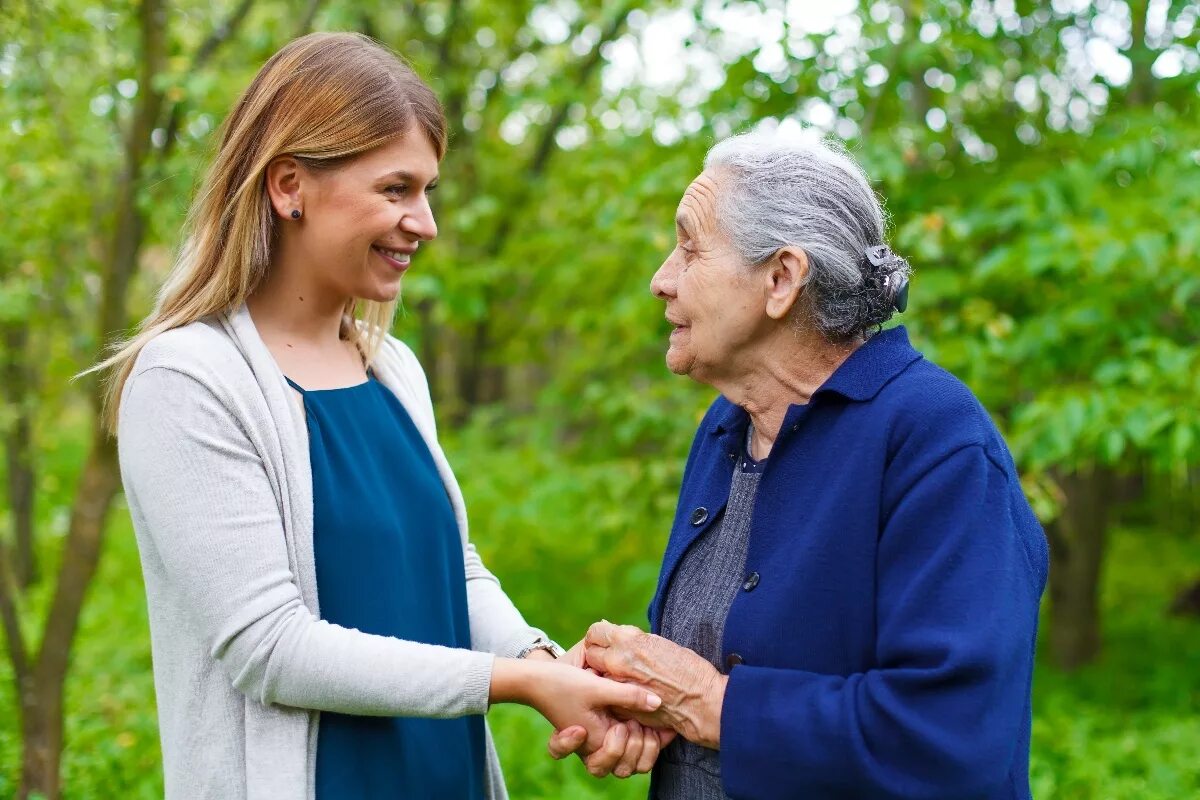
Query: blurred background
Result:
<box><xmin>1</xmin><ymin>0</ymin><xmax>1198</xmax><ymax>797</ymax></box>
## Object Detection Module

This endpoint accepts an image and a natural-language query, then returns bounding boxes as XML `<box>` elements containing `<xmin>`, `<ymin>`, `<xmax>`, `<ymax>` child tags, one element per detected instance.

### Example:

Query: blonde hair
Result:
<box><xmin>90</xmin><ymin>32</ymin><xmax>447</xmax><ymax>433</ymax></box>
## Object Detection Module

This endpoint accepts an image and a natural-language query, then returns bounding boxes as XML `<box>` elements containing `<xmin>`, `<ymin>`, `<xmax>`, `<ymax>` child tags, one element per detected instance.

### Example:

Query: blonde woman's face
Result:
<box><xmin>287</xmin><ymin>131</ymin><xmax>439</xmax><ymax>303</ymax></box>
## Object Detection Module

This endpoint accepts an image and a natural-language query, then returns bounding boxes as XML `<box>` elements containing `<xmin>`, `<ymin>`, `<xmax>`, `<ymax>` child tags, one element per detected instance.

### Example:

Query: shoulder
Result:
<box><xmin>378</xmin><ymin>331</ymin><xmax>422</xmax><ymax>374</ymax></box>
<box><xmin>131</xmin><ymin>316</ymin><xmax>245</xmax><ymax>383</ymax></box>
<box><xmin>878</xmin><ymin>355</ymin><xmax>1015</xmax><ymax>476</ymax></box>
<box><xmin>122</xmin><ymin>316</ymin><xmax>258</xmax><ymax>425</ymax></box>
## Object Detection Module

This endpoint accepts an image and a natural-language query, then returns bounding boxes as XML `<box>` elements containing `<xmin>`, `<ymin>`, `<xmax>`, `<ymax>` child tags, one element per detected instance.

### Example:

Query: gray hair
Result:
<box><xmin>704</xmin><ymin>128</ymin><xmax>910</xmax><ymax>341</ymax></box>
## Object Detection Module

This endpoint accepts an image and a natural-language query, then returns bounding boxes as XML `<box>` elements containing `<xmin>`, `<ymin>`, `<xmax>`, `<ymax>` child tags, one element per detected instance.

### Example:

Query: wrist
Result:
<box><xmin>696</xmin><ymin>673</ymin><xmax>728</xmax><ymax>749</ymax></box>
<box><xmin>489</xmin><ymin>657</ymin><xmax>556</xmax><ymax>706</ymax></box>
<box><xmin>516</xmin><ymin>638</ymin><xmax>566</xmax><ymax>660</ymax></box>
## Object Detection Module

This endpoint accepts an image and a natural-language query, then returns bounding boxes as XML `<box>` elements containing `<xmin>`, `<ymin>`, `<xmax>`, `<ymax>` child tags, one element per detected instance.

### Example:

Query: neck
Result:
<box><xmin>247</xmin><ymin>245</ymin><xmax>348</xmax><ymax>345</ymax></box>
<box><xmin>717</xmin><ymin>327</ymin><xmax>861</xmax><ymax>459</ymax></box>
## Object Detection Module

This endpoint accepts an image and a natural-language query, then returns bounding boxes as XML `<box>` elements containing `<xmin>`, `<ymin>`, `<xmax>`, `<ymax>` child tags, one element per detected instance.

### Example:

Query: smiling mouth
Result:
<box><xmin>373</xmin><ymin>245</ymin><xmax>411</xmax><ymax>270</ymax></box>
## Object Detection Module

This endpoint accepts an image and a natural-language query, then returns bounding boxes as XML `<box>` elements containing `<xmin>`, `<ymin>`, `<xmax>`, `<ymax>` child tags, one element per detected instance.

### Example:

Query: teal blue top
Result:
<box><xmin>286</xmin><ymin>373</ymin><xmax>485</xmax><ymax>800</ymax></box>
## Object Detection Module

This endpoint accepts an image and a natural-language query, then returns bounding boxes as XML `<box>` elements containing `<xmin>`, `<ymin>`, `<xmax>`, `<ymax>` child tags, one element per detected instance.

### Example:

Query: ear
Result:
<box><xmin>265</xmin><ymin>156</ymin><xmax>305</xmax><ymax>220</ymax></box>
<box><xmin>763</xmin><ymin>247</ymin><xmax>808</xmax><ymax>320</ymax></box>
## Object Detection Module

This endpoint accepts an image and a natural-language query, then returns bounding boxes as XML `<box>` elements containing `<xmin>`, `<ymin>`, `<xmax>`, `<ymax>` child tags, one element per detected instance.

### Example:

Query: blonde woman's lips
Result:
<box><xmin>373</xmin><ymin>245</ymin><xmax>410</xmax><ymax>272</ymax></box>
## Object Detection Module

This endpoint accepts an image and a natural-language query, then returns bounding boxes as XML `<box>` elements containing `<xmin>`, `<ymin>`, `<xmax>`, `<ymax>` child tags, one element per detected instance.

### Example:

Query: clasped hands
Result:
<box><xmin>540</xmin><ymin>621</ymin><xmax>728</xmax><ymax>778</ymax></box>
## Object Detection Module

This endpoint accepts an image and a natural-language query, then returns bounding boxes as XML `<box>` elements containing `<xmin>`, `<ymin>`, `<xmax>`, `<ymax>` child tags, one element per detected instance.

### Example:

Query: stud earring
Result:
<box><xmin>290</xmin><ymin>209</ymin><xmax>302</xmax><ymax>219</ymax></box>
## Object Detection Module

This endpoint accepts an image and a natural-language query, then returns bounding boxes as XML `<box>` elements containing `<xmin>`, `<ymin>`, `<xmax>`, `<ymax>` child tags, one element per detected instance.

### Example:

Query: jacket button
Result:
<box><xmin>742</xmin><ymin>571</ymin><xmax>760</xmax><ymax>591</ymax></box>
<box><xmin>690</xmin><ymin>507</ymin><xmax>709</xmax><ymax>526</ymax></box>
<box><xmin>725</xmin><ymin>652</ymin><xmax>744</xmax><ymax>671</ymax></box>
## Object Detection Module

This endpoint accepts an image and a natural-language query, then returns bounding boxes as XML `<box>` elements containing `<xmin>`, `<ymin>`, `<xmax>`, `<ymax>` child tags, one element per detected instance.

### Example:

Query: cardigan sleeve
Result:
<box><xmin>718</xmin><ymin>443</ymin><xmax>1042</xmax><ymax>800</ymax></box>
<box><xmin>380</xmin><ymin>336</ymin><xmax>552</xmax><ymax>659</ymax></box>
<box><xmin>118</xmin><ymin>365</ymin><xmax>496</xmax><ymax>718</ymax></box>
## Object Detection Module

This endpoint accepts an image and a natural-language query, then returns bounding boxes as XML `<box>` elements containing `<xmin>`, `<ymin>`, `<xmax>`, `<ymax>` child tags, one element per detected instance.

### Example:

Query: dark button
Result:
<box><xmin>727</xmin><ymin>451</ymin><xmax>737</xmax><ymax>461</ymax></box>
<box><xmin>725</xmin><ymin>652</ymin><xmax>744</xmax><ymax>671</ymax></box>
<box><xmin>742</xmin><ymin>571</ymin><xmax>760</xmax><ymax>591</ymax></box>
<box><xmin>690</xmin><ymin>507</ymin><xmax>709</xmax><ymax>526</ymax></box>
<box><xmin>791</xmin><ymin>423</ymin><xmax>800</xmax><ymax>432</ymax></box>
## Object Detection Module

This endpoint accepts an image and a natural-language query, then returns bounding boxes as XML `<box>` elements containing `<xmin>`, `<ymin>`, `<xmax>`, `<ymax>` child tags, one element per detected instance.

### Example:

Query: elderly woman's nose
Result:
<box><xmin>650</xmin><ymin>257</ymin><xmax>677</xmax><ymax>299</ymax></box>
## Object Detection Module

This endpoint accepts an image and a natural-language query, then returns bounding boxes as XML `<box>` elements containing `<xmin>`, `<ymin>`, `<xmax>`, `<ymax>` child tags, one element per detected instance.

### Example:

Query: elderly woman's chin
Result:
<box><xmin>664</xmin><ymin>342</ymin><xmax>696</xmax><ymax>376</ymax></box>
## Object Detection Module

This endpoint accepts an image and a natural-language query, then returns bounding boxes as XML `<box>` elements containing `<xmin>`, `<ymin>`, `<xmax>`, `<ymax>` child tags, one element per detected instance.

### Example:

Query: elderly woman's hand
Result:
<box><xmin>583</xmin><ymin>621</ymin><xmax>728</xmax><ymax>749</ymax></box>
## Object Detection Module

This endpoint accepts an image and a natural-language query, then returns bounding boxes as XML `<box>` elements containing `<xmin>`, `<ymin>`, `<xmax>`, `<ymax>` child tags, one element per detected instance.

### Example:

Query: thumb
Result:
<box><xmin>547</xmin><ymin>725</ymin><xmax>588</xmax><ymax>760</ymax></box>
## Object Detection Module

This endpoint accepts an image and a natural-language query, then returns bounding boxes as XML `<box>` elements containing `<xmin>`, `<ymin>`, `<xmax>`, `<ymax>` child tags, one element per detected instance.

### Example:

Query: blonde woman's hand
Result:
<box><xmin>491</xmin><ymin>657</ymin><xmax>661</xmax><ymax>758</ymax></box>
<box><xmin>548</xmin><ymin>719</ymin><xmax>677</xmax><ymax>778</ymax></box>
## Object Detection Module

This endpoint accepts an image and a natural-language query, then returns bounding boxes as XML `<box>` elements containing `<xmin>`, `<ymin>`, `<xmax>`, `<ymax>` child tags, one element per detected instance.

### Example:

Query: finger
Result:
<box><xmin>613</xmin><ymin>720</ymin><xmax>644</xmax><ymax>779</ymax></box>
<box><xmin>547</xmin><ymin>726</ymin><xmax>588</xmax><ymax>760</ymax></box>
<box><xmin>584</xmin><ymin>644</ymin><xmax>612</xmax><ymax>675</ymax></box>
<box><xmin>586</xmin><ymin>620</ymin><xmax>617</xmax><ymax>647</ymax></box>
<box><xmin>599</xmin><ymin>677</ymin><xmax>661</xmax><ymax>713</ymax></box>
<box><xmin>635</xmin><ymin>723</ymin><xmax>662</xmax><ymax>774</ymax></box>
<box><xmin>656</xmin><ymin>728</ymin><xmax>678</xmax><ymax>748</ymax></box>
<box><xmin>586</xmin><ymin>721</ymin><xmax>627</xmax><ymax>778</ymax></box>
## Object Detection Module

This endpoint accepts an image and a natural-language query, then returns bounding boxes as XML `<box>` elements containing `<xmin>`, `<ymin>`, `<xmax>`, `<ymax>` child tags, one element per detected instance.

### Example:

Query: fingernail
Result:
<box><xmin>646</xmin><ymin>693</ymin><xmax>662</xmax><ymax>710</ymax></box>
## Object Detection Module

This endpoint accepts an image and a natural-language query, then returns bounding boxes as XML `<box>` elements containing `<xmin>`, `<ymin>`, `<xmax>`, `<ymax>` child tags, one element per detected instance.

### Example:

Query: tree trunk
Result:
<box><xmin>2</xmin><ymin>323</ymin><xmax>37</xmax><ymax>587</ymax></box>
<box><xmin>1126</xmin><ymin>0</ymin><xmax>1156</xmax><ymax>107</ymax></box>
<box><xmin>17</xmin><ymin>431</ymin><xmax>120</xmax><ymax>800</ymax></box>
<box><xmin>1046</xmin><ymin>467</ymin><xmax>1112</xmax><ymax>670</ymax></box>
<box><xmin>18</xmin><ymin>677</ymin><xmax>64</xmax><ymax>800</ymax></box>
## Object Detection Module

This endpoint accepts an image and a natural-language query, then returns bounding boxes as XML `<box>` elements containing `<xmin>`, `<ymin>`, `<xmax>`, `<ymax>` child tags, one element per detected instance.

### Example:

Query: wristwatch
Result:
<box><xmin>516</xmin><ymin>638</ymin><xmax>566</xmax><ymax>659</ymax></box>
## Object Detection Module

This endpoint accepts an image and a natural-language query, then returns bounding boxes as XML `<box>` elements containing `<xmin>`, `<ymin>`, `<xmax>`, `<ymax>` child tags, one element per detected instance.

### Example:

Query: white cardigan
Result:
<box><xmin>117</xmin><ymin>304</ymin><xmax>546</xmax><ymax>799</ymax></box>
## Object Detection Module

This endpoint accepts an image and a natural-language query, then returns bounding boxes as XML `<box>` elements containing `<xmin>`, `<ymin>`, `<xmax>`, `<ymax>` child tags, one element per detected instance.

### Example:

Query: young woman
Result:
<box><xmin>98</xmin><ymin>32</ymin><xmax>664</xmax><ymax>800</ymax></box>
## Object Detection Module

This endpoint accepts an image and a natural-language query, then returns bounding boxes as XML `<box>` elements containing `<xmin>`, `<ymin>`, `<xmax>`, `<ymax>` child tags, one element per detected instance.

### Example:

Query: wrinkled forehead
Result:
<box><xmin>676</xmin><ymin>170</ymin><xmax>726</xmax><ymax>234</ymax></box>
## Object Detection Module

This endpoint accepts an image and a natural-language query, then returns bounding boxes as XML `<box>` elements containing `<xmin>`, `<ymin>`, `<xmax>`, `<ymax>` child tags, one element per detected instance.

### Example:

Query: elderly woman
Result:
<box><xmin>558</xmin><ymin>130</ymin><xmax>1048</xmax><ymax>799</ymax></box>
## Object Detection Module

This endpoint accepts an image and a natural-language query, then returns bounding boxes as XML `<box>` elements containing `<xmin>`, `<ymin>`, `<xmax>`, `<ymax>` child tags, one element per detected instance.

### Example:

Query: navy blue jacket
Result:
<box><xmin>649</xmin><ymin>326</ymin><xmax>1048</xmax><ymax>800</ymax></box>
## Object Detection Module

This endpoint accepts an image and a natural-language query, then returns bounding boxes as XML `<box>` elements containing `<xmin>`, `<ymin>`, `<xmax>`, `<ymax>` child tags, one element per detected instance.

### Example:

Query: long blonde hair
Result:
<box><xmin>91</xmin><ymin>32</ymin><xmax>447</xmax><ymax>433</ymax></box>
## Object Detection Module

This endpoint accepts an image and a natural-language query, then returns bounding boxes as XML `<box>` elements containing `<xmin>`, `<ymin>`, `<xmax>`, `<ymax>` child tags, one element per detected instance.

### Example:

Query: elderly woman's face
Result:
<box><xmin>650</xmin><ymin>171</ymin><xmax>767</xmax><ymax>383</ymax></box>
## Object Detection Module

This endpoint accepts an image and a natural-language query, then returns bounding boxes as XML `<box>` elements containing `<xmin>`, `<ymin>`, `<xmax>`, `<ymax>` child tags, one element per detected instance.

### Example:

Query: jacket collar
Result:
<box><xmin>708</xmin><ymin>325</ymin><xmax>922</xmax><ymax>435</ymax></box>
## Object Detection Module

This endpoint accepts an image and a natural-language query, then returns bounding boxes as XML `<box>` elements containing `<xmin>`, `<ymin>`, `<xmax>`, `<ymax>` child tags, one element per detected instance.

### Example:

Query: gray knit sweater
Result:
<box><xmin>117</xmin><ymin>304</ymin><xmax>548</xmax><ymax>800</ymax></box>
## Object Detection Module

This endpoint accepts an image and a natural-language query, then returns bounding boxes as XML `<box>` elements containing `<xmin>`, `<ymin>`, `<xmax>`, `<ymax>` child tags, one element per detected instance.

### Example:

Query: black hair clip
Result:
<box><xmin>861</xmin><ymin>245</ymin><xmax>910</xmax><ymax>313</ymax></box>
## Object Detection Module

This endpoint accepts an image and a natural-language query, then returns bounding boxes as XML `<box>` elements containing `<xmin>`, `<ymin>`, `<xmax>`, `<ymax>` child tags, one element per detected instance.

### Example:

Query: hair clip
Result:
<box><xmin>861</xmin><ymin>245</ymin><xmax>909</xmax><ymax>313</ymax></box>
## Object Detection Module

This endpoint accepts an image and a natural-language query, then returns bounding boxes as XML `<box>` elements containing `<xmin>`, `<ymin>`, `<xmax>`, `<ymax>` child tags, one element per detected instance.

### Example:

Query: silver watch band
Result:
<box><xmin>516</xmin><ymin>639</ymin><xmax>566</xmax><ymax>659</ymax></box>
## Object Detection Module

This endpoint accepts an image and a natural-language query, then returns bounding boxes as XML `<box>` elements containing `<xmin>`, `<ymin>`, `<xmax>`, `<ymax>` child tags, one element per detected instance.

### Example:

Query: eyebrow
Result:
<box><xmin>378</xmin><ymin>170</ymin><xmax>439</xmax><ymax>184</ymax></box>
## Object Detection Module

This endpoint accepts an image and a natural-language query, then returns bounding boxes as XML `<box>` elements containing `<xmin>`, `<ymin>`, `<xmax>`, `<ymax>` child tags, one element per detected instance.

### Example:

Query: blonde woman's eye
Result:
<box><xmin>385</xmin><ymin>185</ymin><xmax>408</xmax><ymax>196</ymax></box>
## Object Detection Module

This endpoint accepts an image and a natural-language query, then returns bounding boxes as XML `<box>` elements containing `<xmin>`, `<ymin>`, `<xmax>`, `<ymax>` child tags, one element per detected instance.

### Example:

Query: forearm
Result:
<box><xmin>249</xmin><ymin>611</ymin><xmax>496</xmax><ymax>717</ymax></box>
<box><xmin>488</xmin><ymin>657</ymin><xmax>556</xmax><ymax>705</ymax></box>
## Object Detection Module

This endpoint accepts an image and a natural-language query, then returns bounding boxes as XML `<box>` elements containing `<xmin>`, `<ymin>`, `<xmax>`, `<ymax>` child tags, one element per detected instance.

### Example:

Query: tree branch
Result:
<box><xmin>455</xmin><ymin>2</ymin><xmax>636</xmax><ymax>408</ymax></box>
<box><xmin>24</xmin><ymin>0</ymin><xmax>91</xmax><ymax>178</ymax></box>
<box><xmin>295</xmin><ymin>0</ymin><xmax>324</xmax><ymax>36</ymax></box>
<box><xmin>0</xmin><ymin>538</ymin><xmax>30</xmax><ymax>684</ymax></box>
<box><xmin>486</xmin><ymin>1</ymin><xmax>634</xmax><ymax>255</ymax></box>
<box><xmin>161</xmin><ymin>0</ymin><xmax>258</xmax><ymax>156</ymax></box>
